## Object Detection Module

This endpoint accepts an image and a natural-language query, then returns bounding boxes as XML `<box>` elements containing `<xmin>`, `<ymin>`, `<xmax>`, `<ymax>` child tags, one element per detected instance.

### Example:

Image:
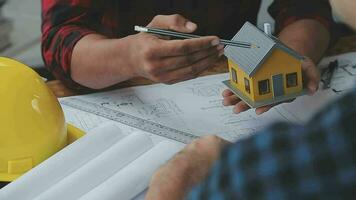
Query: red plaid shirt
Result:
<box><xmin>41</xmin><ymin>0</ymin><xmax>333</xmax><ymax>90</ymax></box>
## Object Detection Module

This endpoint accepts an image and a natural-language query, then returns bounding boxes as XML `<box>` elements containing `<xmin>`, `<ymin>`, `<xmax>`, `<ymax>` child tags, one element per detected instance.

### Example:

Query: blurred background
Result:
<box><xmin>0</xmin><ymin>0</ymin><xmax>352</xmax><ymax>80</ymax></box>
<box><xmin>1</xmin><ymin>0</ymin><xmax>41</xmax><ymax>67</ymax></box>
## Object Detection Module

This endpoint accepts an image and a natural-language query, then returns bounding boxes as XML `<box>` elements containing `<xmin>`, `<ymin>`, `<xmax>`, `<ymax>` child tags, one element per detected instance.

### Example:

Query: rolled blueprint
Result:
<box><xmin>0</xmin><ymin>122</ymin><xmax>126</xmax><ymax>200</ymax></box>
<box><xmin>78</xmin><ymin>140</ymin><xmax>183</xmax><ymax>200</ymax></box>
<box><xmin>0</xmin><ymin>122</ymin><xmax>184</xmax><ymax>200</ymax></box>
<box><xmin>34</xmin><ymin>132</ymin><xmax>154</xmax><ymax>200</ymax></box>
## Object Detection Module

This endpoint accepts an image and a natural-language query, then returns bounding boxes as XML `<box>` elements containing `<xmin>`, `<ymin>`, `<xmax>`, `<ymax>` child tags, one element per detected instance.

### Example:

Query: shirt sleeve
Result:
<box><xmin>187</xmin><ymin>88</ymin><xmax>356</xmax><ymax>200</ymax></box>
<box><xmin>41</xmin><ymin>0</ymin><xmax>104</xmax><ymax>90</ymax></box>
<box><xmin>268</xmin><ymin>0</ymin><xmax>334</xmax><ymax>34</ymax></box>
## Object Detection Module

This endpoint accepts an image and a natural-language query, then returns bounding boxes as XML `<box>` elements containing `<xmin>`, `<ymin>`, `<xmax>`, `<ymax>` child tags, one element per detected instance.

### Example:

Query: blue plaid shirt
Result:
<box><xmin>188</xmin><ymin>88</ymin><xmax>356</xmax><ymax>200</ymax></box>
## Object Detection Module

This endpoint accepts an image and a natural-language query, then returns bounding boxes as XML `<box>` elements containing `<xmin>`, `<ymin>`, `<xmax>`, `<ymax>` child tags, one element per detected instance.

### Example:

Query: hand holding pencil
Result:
<box><xmin>128</xmin><ymin>14</ymin><xmax>225</xmax><ymax>84</ymax></box>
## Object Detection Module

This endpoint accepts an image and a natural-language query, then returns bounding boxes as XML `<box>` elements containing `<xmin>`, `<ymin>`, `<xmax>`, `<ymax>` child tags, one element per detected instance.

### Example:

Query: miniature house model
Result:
<box><xmin>223</xmin><ymin>22</ymin><xmax>306</xmax><ymax>108</ymax></box>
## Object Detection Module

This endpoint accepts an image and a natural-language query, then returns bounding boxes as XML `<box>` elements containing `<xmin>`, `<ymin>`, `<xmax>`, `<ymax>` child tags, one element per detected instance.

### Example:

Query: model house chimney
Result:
<box><xmin>264</xmin><ymin>23</ymin><xmax>272</xmax><ymax>35</ymax></box>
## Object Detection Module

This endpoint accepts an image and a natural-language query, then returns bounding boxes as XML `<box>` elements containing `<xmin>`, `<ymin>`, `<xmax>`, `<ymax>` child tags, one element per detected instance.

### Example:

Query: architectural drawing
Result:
<box><xmin>61</xmin><ymin>74</ymin><xmax>309</xmax><ymax>142</ymax></box>
<box><xmin>186</xmin><ymin>83</ymin><xmax>223</xmax><ymax>97</ymax></box>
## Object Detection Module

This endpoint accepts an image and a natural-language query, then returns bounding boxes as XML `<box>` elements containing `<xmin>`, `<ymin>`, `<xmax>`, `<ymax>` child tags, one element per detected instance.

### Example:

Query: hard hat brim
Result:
<box><xmin>0</xmin><ymin>125</ymin><xmax>85</xmax><ymax>182</ymax></box>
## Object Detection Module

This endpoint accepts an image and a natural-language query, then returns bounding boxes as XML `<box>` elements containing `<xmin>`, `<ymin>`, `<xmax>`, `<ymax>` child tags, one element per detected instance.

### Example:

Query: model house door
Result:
<box><xmin>272</xmin><ymin>74</ymin><xmax>284</xmax><ymax>97</ymax></box>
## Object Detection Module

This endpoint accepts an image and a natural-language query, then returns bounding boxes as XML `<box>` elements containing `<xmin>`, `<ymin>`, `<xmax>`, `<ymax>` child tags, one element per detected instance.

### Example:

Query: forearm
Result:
<box><xmin>278</xmin><ymin>19</ymin><xmax>330</xmax><ymax>62</ymax></box>
<box><xmin>71</xmin><ymin>34</ymin><xmax>138</xmax><ymax>89</ymax></box>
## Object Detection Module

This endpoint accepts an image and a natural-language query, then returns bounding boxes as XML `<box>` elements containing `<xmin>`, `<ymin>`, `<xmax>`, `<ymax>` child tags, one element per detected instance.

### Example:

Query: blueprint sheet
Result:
<box><xmin>61</xmin><ymin>73</ymin><xmax>338</xmax><ymax>142</ymax></box>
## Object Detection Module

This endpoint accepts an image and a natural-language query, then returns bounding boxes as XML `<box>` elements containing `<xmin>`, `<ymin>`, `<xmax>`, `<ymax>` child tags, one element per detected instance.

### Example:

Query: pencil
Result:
<box><xmin>323</xmin><ymin>60</ymin><xmax>338</xmax><ymax>89</ymax></box>
<box><xmin>134</xmin><ymin>26</ymin><xmax>259</xmax><ymax>49</ymax></box>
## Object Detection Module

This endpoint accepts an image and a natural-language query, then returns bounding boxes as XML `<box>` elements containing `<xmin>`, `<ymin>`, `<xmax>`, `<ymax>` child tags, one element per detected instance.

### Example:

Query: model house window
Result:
<box><xmin>231</xmin><ymin>68</ymin><xmax>238</xmax><ymax>83</ymax></box>
<box><xmin>244</xmin><ymin>78</ymin><xmax>250</xmax><ymax>93</ymax></box>
<box><xmin>286</xmin><ymin>72</ymin><xmax>298</xmax><ymax>88</ymax></box>
<box><xmin>258</xmin><ymin>79</ymin><xmax>270</xmax><ymax>95</ymax></box>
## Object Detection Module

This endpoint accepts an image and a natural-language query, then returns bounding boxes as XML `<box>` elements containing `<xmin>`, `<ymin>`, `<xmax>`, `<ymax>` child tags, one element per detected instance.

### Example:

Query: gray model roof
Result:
<box><xmin>224</xmin><ymin>22</ymin><xmax>303</xmax><ymax>77</ymax></box>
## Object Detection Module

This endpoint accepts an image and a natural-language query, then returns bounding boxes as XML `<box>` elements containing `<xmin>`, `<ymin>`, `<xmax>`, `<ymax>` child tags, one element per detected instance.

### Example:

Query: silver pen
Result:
<box><xmin>134</xmin><ymin>26</ymin><xmax>259</xmax><ymax>49</ymax></box>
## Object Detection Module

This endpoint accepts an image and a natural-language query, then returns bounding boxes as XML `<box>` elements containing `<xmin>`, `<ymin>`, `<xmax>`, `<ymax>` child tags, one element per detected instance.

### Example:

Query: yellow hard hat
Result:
<box><xmin>0</xmin><ymin>57</ymin><xmax>67</xmax><ymax>182</ymax></box>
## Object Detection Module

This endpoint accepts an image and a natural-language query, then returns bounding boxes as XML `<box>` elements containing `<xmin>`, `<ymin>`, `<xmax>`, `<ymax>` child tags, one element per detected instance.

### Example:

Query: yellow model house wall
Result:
<box><xmin>252</xmin><ymin>49</ymin><xmax>303</xmax><ymax>101</ymax></box>
<box><xmin>228</xmin><ymin>49</ymin><xmax>303</xmax><ymax>102</ymax></box>
<box><xmin>228</xmin><ymin>59</ymin><xmax>255</xmax><ymax>101</ymax></box>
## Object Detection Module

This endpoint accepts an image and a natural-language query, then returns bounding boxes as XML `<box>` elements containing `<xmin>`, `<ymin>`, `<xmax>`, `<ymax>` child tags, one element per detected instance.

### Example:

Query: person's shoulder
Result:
<box><xmin>317</xmin><ymin>87</ymin><xmax>356</xmax><ymax>116</ymax></box>
<box><xmin>305</xmin><ymin>87</ymin><xmax>356</xmax><ymax>140</ymax></box>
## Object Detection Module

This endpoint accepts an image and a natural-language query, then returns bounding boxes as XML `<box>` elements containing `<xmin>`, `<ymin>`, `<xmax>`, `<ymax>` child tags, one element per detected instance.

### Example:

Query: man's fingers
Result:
<box><xmin>161</xmin><ymin>45</ymin><xmax>223</xmax><ymax>71</ymax></box>
<box><xmin>233</xmin><ymin>102</ymin><xmax>251</xmax><ymax>114</ymax></box>
<box><xmin>158</xmin><ymin>52</ymin><xmax>221</xmax><ymax>84</ymax></box>
<box><xmin>171</xmin><ymin>53</ymin><xmax>221</xmax><ymax>83</ymax></box>
<box><xmin>255</xmin><ymin>106</ymin><xmax>273</xmax><ymax>115</ymax></box>
<box><xmin>148</xmin><ymin>14</ymin><xmax>197</xmax><ymax>33</ymax></box>
<box><xmin>302</xmin><ymin>57</ymin><xmax>320</xmax><ymax>94</ymax></box>
<box><xmin>222</xmin><ymin>89</ymin><xmax>234</xmax><ymax>97</ymax></box>
<box><xmin>223</xmin><ymin>95</ymin><xmax>241</xmax><ymax>106</ymax></box>
<box><xmin>158</xmin><ymin>36</ymin><xmax>220</xmax><ymax>57</ymax></box>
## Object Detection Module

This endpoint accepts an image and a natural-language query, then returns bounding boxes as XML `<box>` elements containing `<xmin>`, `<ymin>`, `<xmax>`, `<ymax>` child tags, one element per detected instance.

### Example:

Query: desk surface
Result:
<box><xmin>48</xmin><ymin>35</ymin><xmax>356</xmax><ymax>98</ymax></box>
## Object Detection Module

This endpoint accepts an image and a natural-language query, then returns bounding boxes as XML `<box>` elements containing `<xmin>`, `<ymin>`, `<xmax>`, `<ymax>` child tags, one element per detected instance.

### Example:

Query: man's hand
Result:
<box><xmin>223</xmin><ymin>57</ymin><xmax>320</xmax><ymax>115</ymax></box>
<box><xmin>71</xmin><ymin>14</ymin><xmax>223</xmax><ymax>89</ymax></box>
<box><xmin>222</xmin><ymin>19</ymin><xmax>329</xmax><ymax>115</ymax></box>
<box><xmin>146</xmin><ymin>135</ymin><xmax>229</xmax><ymax>200</ymax></box>
<box><xmin>128</xmin><ymin>14</ymin><xmax>224</xmax><ymax>84</ymax></box>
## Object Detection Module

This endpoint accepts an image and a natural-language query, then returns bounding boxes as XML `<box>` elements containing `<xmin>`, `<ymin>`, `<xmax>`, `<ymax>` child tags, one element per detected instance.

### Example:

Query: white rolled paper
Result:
<box><xmin>0</xmin><ymin>122</ymin><xmax>184</xmax><ymax>200</ymax></box>
<box><xmin>78</xmin><ymin>141</ymin><xmax>183</xmax><ymax>200</ymax></box>
<box><xmin>35</xmin><ymin>132</ymin><xmax>153</xmax><ymax>200</ymax></box>
<box><xmin>0</xmin><ymin>122</ymin><xmax>125</xmax><ymax>200</ymax></box>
